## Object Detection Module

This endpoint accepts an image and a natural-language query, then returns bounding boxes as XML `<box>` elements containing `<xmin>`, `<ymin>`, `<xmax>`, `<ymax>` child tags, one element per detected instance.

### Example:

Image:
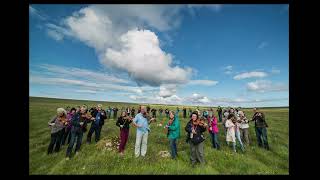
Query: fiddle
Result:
<box><xmin>58</xmin><ymin>115</ymin><xmax>68</xmax><ymax>125</ymax></box>
<box><xmin>193</xmin><ymin>118</ymin><xmax>207</xmax><ymax>127</ymax></box>
<box><xmin>164</xmin><ymin>118</ymin><xmax>173</xmax><ymax>135</ymax></box>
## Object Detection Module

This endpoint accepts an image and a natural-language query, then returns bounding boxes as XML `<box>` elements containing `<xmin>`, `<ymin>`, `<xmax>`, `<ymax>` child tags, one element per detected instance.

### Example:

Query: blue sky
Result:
<box><xmin>29</xmin><ymin>4</ymin><xmax>289</xmax><ymax>107</ymax></box>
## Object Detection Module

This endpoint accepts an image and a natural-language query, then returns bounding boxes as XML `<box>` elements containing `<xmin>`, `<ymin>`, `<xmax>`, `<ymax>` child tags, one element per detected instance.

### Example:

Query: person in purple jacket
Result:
<box><xmin>61</xmin><ymin>107</ymin><xmax>76</xmax><ymax>146</ymax></box>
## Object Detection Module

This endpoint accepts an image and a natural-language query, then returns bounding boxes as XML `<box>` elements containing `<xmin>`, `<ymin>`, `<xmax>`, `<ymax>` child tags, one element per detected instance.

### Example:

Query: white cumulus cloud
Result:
<box><xmin>103</xmin><ymin>29</ymin><xmax>192</xmax><ymax>86</ymax></box>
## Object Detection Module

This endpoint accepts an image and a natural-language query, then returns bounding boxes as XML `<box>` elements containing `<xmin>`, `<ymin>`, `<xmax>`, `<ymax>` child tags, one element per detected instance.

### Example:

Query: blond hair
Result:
<box><xmin>57</xmin><ymin>108</ymin><xmax>67</xmax><ymax>116</ymax></box>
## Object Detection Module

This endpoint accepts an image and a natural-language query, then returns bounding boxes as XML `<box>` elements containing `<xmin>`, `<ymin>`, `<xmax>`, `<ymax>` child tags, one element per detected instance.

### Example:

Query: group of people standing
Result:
<box><xmin>47</xmin><ymin>104</ymin><xmax>107</xmax><ymax>160</ymax></box>
<box><xmin>47</xmin><ymin>104</ymin><xmax>270</xmax><ymax>167</ymax></box>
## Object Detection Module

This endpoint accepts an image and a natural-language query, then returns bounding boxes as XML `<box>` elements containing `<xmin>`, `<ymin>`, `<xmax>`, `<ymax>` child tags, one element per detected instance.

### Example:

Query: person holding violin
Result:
<box><xmin>132</xmin><ymin>105</ymin><xmax>156</xmax><ymax>157</ymax></box>
<box><xmin>66</xmin><ymin>105</ymin><xmax>92</xmax><ymax>159</ymax></box>
<box><xmin>164</xmin><ymin>111</ymin><xmax>180</xmax><ymax>159</ymax></box>
<box><xmin>116</xmin><ymin>111</ymin><xmax>133</xmax><ymax>155</ymax></box>
<box><xmin>207</xmin><ymin>110</ymin><xmax>220</xmax><ymax>150</ymax></box>
<box><xmin>250</xmin><ymin>107</ymin><xmax>269</xmax><ymax>150</ymax></box>
<box><xmin>61</xmin><ymin>107</ymin><xmax>76</xmax><ymax>146</ymax></box>
<box><xmin>185</xmin><ymin>112</ymin><xmax>208</xmax><ymax>167</ymax></box>
<box><xmin>47</xmin><ymin>108</ymin><xmax>68</xmax><ymax>154</ymax></box>
<box><xmin>86</xmin><ymin>104</ymin><xmax>107</xmax><ymax>144</ymax></box>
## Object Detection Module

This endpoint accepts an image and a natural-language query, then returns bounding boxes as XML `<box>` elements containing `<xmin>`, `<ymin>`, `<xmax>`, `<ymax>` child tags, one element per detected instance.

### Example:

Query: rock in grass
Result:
<box><xmin>158</xmin><ymin>151</ymin><xmax>170</xmax><ymax>158</ymax></box>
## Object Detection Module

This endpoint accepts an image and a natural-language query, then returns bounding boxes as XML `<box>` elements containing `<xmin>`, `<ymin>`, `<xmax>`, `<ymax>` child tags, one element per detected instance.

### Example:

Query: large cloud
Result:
<box><xmin>46</xmin><ymin>5</ymin><xmax>193</xmax><ymax>87</ymax></box>
<box><xmin>39</xmin><ymin>5</ymin><xmax>221</xmax><ymax>102</ymax></box>
<box><xmin>103</xmin><ymin>29</ymin><xmax>192</xmax><ymax>86</ymax></box>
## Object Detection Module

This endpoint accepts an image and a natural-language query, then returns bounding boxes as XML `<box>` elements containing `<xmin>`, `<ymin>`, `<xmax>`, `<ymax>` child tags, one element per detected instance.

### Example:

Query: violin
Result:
<box><xmin>123</xmin><ymin>115</ymin><xmax>133</xmax><ymax>123</ymax></box>
<box><xmin>58</xmin><ymin>115</ymin><xmax>68</xmax><ymax>125</ymax></box>
<box><xmin>164</xmin><ymin>118</ymin><xmax>173</xmax><ymax>135</ymax></box>
<box><xmin>193</xmin><ymin>119</ymin><xmax>207</xmax><ymax>127</ymax></box>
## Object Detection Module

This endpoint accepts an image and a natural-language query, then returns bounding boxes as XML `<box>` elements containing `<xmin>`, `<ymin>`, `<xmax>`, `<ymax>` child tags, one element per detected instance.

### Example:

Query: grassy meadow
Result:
<box><xmin>29</xmin><ymin>97</ymin><xmax>289</xmax><ymax>175</ymax></box>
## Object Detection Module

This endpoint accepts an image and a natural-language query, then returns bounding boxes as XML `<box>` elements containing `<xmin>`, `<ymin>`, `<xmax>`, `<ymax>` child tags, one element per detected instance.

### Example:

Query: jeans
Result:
<box><xmin>61</xmin><ymin>127</ymin><xmax>71</xmax><ymax>145</ymax></box>
<box><xmin>169</xmin><ymin>138</ymin><xmax>178</xmax><ymax>159</ymax></box>
<box><xmin>86</xmin><ymin>123</ymin><xmax>102</xmax><ymax>143</ymax></box>
<box><xmin>190</xmin><ymin>141</ymin><xmax>204</xmax><ymax>165</ymax></box>
<box><xmin>47</xmin><ymin>129</ymin><xmax>64</xmax><ymax>154</ymax></box>
<box><xmin>135</xmin><ymin>131</ymin><xmax>148</xmax><ymax>157</ymax></box>
<box><xmin>209</xmin><ymin>132</ymin><xmax>220</xmax><ymax>149</ymax></box>
<box><xmin>66</xmin><ymin>130</ymin><xmax>83</xmax><ymax>157</ymax></box>
<box><xmin>119</xmin><ymin>128</ymin><xmax>129</xmax><ymax>153</ymax></box>
<box><xmin>240</xmin><ymin>128</ymin><xmax>250</xmax><ymax>145</ymax></box>
<box><xmin>255</xmin><ymin>127</ymin><xmax>269</xmax><ymax>149</ymax></box>
<box><xmin>235</xmin><ymin>130</ymin><xmax>245</xmax><ymax>151</ymax></box>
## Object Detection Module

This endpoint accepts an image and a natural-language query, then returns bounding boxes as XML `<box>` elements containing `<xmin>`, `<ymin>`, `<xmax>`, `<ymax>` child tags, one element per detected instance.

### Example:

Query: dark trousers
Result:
<box><xmin>119</xmin><ymin>128</ymin><xmax>129</xmax><ymax>152</ymax></box>
<box><xmin>169</xmin><ymin>138</ymin><xmax>178</xmax><ymax>159</ymax></box>
<box><xmin>190</xmin><ymin>141</ymin><xmax>204</xmax><ymax>165</ymax></box>
<box><xmin>218</xmin><ymin>113</ymin><xmax>222</xmax><ymax>122</ymax></box>
<box><xmin>66</xmin><ymin>130</ymin><xmax>83</xmax><ymax>157</ymax></box>
<box><xmin>183</xmin><ymin>112</ymin><xmax>186</xmax><ymax>118</ymax></box>
<box><xmin>61</xmin><ymin>127</ymin><xmax>72</xmax><ymax>145</ymax></box>
<box><xmin>209</xmin><ymin>132</ymin><xmax>220</xmax><ymax>149</ymax></box>
<box><xmin>255</xmin><ymin>127</ymin><xmax>269</xmax><ymax>149</ymax></box>
<box><xmin>113</xmin><ymin>112</ymin><xmax>117</xmax><ymax>119</ymax></box>
<box><xmin>48</xmin><ymin>129</ymin><xmax>64</xmax><ymax>154</ymax></box>
<box><xmin>87</xmin><ymin>123</ymin><xmax>102</xmax><ymax>143</ymax></box>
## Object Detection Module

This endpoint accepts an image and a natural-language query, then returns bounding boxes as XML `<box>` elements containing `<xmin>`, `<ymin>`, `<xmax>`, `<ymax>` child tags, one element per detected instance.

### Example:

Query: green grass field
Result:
<box><xmin>29</xmin><ymin>96</ymin><xmax>289</xmax><ymax>175</ymax></box>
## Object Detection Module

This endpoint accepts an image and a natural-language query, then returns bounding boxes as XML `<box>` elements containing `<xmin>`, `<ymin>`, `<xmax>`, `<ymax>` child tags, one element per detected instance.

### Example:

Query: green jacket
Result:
<box><xmin>166</xmin><ymin>115</ymin><xmax>180</xmax><ymax>139</ymax></box>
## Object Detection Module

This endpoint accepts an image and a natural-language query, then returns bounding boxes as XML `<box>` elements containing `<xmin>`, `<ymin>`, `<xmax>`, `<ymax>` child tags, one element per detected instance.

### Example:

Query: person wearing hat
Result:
<box><xmin>47</xmin><ymin>108</ymin><xmax>68</xmax><ymax>154</ymax></box>
<box><xmin>86</xmin><ymin>104</ymin><xmax>107</xmax><ymax>144</ymax></box>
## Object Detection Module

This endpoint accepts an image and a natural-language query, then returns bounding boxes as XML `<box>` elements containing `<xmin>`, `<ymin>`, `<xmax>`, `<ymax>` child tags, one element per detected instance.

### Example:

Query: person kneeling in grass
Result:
<box><xmin>164</xmin><ymin>111</ymin><xmax>180</xmax><ymax>159</ymax></box>
<box><xmin>116</xmin><ymin>111</ymin><xmax>133</xmax><ymax>155</ymax></box>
